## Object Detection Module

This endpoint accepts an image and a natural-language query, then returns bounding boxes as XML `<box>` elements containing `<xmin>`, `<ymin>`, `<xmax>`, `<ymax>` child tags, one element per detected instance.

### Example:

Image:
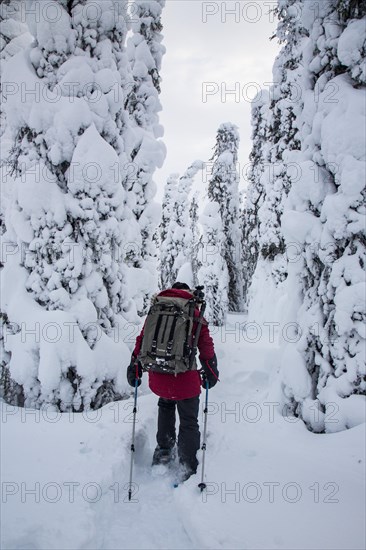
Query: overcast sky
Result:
<box><xmin>154</xmin><ymin>0</ymin><xmax>281</xmax><ymax>199</ymax></box>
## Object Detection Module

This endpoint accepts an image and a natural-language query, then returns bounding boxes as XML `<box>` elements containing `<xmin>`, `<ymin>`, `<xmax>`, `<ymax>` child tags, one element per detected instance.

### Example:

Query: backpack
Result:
<box><xmin>138</xmin><ymin>294</ymin><xmax>199</xmax><ymax>375</ymax></box>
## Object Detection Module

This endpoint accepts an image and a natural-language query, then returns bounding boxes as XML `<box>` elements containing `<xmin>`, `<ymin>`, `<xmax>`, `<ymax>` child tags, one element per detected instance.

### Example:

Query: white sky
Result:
<box><xmin>155</xmin><ymin>0</ymin><xmax>281</xmax><ymax>199</ymax></box>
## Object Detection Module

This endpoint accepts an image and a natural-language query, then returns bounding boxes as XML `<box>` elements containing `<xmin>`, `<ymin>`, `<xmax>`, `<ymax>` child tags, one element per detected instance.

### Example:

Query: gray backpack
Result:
<box><xmin>138</xmin><ymin>295</ymin><xmax>198</xmax><ymax>375</ymax></box>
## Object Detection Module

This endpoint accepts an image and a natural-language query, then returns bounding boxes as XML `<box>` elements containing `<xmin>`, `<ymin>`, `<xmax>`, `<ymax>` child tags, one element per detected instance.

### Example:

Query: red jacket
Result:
<box><xmin>133</xmin><ymin>289</ymin><xmax>215</xmax><ymax>400</ymax></box>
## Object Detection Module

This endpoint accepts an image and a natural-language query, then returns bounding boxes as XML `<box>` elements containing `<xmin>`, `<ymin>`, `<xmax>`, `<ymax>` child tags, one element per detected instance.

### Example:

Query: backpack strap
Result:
<box><xmin>166</xmin><ymin>311</ymin><xmax>179</xmax><ymax>356</ymax></box>
<box><xmin>160</xmin><ymin>314</ymin><xmax>170</xmax><ymax>344</ymax></box>
<box><xmin>151</xmin><ymin>312</ymin><xmax>164</xmax><ymax>355</ymax></box>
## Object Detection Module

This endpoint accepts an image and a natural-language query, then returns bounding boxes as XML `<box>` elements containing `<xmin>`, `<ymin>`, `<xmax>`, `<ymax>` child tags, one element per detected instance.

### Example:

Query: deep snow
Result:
<box><xmin>1</xmin><ymin>314</ymin><xmax>365</xmax><ymax>550</ymax></box>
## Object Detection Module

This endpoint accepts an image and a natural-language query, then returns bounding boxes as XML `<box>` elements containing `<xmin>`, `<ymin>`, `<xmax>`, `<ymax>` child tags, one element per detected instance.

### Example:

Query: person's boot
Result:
<box><xmin>152</xmin><ymin>445</ymin><xmax>176</xmax><ymax>466</ymax></box>
<box><xmin>176</xmin><ymin>460</ymin><xmax>197</xmax><ymax>483</ymax></box>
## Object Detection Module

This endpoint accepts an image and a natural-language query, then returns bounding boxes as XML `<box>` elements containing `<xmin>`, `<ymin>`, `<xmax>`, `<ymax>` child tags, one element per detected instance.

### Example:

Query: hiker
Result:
<box><xmin>126</xmin><ymin>282</ymin><xmax>219</xmax><ymax>481</ymax></box>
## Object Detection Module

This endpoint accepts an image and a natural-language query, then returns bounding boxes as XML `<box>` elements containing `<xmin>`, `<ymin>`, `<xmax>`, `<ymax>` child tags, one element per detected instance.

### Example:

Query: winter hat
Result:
<box><xmin>172</xmin><ymin>282</ymin><xmax>190</xmax><ymax>290</ymax></box>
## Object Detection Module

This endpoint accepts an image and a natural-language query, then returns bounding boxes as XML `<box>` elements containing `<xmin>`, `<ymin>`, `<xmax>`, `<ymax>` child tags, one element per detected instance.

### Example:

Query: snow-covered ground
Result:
<box><xmin>2</xmin><ymin>314</ymin><xmax>365</xmax><ymax>550</ymax></box>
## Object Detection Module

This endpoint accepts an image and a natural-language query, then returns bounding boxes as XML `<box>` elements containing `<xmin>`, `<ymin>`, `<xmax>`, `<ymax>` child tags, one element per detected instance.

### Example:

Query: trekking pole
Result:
<box><xmin>198</xmin><ymin>379</ymin><xmax>209</xmax><ymax>492</ymax></box>
<box><xmin>128</xmin><ymin>378</ymin><xmax>139</xmax><ymax>501</ymax></box>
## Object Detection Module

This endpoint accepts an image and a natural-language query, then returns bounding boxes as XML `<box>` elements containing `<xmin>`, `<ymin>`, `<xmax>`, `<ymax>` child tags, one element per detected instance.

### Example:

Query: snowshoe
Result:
<box><xmin>173</xmin><ymin>462</ymin><xmax>197</xmax><ymax>486</ymax></box>
<box><xmin>151</xmin><ymin>445</ymin><xmax>176</xmax><ymax>467</ymax></box>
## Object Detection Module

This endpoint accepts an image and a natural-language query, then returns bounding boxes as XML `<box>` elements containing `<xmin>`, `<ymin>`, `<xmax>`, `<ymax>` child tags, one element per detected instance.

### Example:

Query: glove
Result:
<box><xmin>127</xmin><ymin>355</ymin><xmax>143</xmax><ymax>387</ymax></box>
<box><xmin>199</xmin><ymin>354</ymin><xmax>219</xmax><ymax>389</ymax></box>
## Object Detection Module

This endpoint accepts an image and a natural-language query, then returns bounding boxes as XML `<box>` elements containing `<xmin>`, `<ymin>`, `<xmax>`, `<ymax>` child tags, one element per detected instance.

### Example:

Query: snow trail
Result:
<box><xmin>2</xmin><ymin>315</ymin><xmax>365</xmax><ymax>550</ymax></box>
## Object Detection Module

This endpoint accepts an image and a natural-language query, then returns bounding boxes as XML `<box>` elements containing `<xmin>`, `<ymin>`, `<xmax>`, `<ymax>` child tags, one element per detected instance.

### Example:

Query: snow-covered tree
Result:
<box><xmin>0</xmin><ymin>0</ymin><xmax>143</xmax><ymax>410</ymax></box>
<box><xmin>125</xmin><ymin>0</ymin><xmax>166</xmax><ymax>307</ymax></box>
<box><xmin>208</xmin><ymin>123</ymin><xmax>242</xmax><ymax>311</ymax></box>
<box><xmin>159</xmin><ymin>173</ymin><xmax>178</xmax><ymax>288</ymax></box>
<box><xmin>0</xmin><ymin>1</ymin><xmax>33</xmax><ymax>405</ymax></box>
<box><xmin>172</xmin><ymin>161</ymin><xmax>204</xmax><ymax>279</ymax></box>
<box><xmin>243</xmin><ymin>0</ymin><xmax>365</xmax><ymax>432</ymax></box>
<box><xmin>241</xmin><ymin>91</ymin><xmax>270</xmax><ymax>304</ymax></box>
<box><xmin>198</xmin><ymin>203</ymin><xmax>229</xmax><ymax>326</ymax></box>
<box><xmin>279</xmin><ymin>0</ymin><xmax>366</xmax><ymax>433</ymax></box>
<box><xmin>257</xmin><ymin>1</ymin><xmax>305</xmax><ymax>259</ymax></box>
<box><xmin>189</xmin><ymin>192</ymin><xmax>200</xmax><ymax>288</ymax></box>
<box><xmin>242</xmin><ymin>0</ymin><xmax>308</xmax><ymax>306</ymax></box>
<box><xmin>0</xmin><ymin>0</ymin><xmax>32</xmax><ymax>239</ymax></box>
<box><xmin>159</xmin><ymin>161</ymin><xmax>204</xmax><ymax>288</ymax></box>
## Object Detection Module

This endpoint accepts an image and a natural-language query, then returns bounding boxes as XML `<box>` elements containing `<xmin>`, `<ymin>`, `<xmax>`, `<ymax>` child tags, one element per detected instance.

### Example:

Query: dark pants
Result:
<box><xmin>157</xmin><ymin>396</ymin><xmax>200</xmax><ymax>472</ymax></box>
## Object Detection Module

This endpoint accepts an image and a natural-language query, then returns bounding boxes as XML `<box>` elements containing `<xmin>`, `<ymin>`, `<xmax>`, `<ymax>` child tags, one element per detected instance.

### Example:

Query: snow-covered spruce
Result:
<box><xmin>242</xmin><ymin>0</ymin><xmax>308</xmax><ymax>308</ymax></box>
<box><xmin>198</xmin><ymin>203</ymin><xmax>229</xmax><ymax>326</ymax></box>
<box><xmin>279</xmin><ymin>0</ymin><xmax>366</xmax><ymax>432</ymax></box>
<box><xmin>0</xmin><ymin>0</ymin><xmax>150</xmax><ymax>410</ymax></box>
<box><xmin>189</xmin><ymin>192</ymin><xmax>200</xmax><ymax>288</ymax></box>
<box><xmin>0</xmin><ymin>0</ymin><xmax>32</xmax><ymax>246</ymax></box>
<box><xmin>159</xmin><ymin>161</ymin><xmax>204</xmax><ymax>289</ymax></box>
<box><xmin>241</xmin><ymin>90</ymin><xmax>270</xmax><ymax>305</ymax></box>
<box><xmin>159</xmin><ymin>173</ymin><xmax>178</xmax><ymax>289</ymax></box>
<box><xmin>125</xmin><ymin>0</ymin><xmax>166</xmax><ymax>311</ymax></box>
<box><xmin>172</xmin><ymin>161</ymin><xmax>205</xmax><ymax>283</ymax></box>
<box><xmin>208</xmin><ymin>123</ymin><xmax>242</xmax><ymax>312</ymax></box>
<box><xmin>0</xmin><ymin>0</ymin><xmax>33</xmax><ymax>403</ymax></box>
<box><xmin>246</xmin><ymin>0</ymin><xmax>366</xmax><ymax>432</ymax></box>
